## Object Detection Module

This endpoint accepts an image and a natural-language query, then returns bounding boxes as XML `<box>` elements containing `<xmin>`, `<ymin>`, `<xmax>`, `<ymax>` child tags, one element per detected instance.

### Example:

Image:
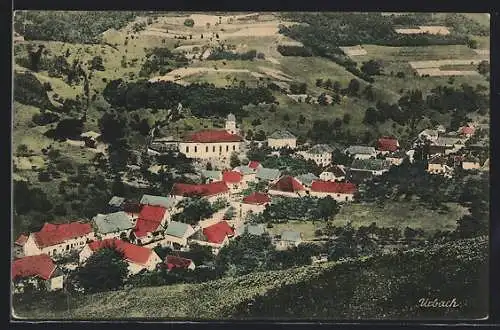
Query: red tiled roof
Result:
<box><xmin>12</xmin><ymin>254</ymin><xmax>56</xmax><ymax>280</ymax></box>
<box><xmin>202</xmin><ymin>221</ymin><xmax>234</xmax><ymax>244</ymax></box>
<box><xmin>134</xmin><ymin>218</ymin><xmax>163</xmax><ymax>238</ymax></box>
<box><xmin>311</xmin><ymin>180</ymin><xmax>357</xmax><ymax>194</ymax></box>
<box><xmin>243</xmin><ymin>192</ymin><xmax>271</xmax><ymax>205</ymax></box>
<box><xmin>165</xmin><ymin>255</ymin><xmax>193</xmax><ymax>270</ymax></box>
<box><xmin>184</xmin><ymin>130</ymin><xmax>243</xmax><ymax>143</ymax></box>
<box><xmin>88</xmin><ymin>238</ymin><xmax>152</xmax><ymax>265</ymax></box>
<box><xmin>223</xmin><ymin>171</ymin><xmax>243</xmax><ymax>184</ymax></box>
<box><xmin>460</xmin><ymin>126</ymin><xmax>475</xmax><ymax>135</ymax></box>
<box><xmin>33</xmin><ymin>222</ymin><xmax>92</xmax><ymax>248</ymax></box>
<box><xmin>171</xmin><ymin>181</ymin><xmax>229</xmax><ymax>197</ymax></box>
<box><xmin>377</xmin><ymin>137</ymin><xmax>399</xmax><ymax>152</ymax></box>
<box><xmin>138</xmin><ymin>205</ymin><xmax>167</xmax><ymax>223</ymax></box>
<box><xmin>270</xmin><ymin>176</ymin><xmax>305</xmax><ymax>192</ymax></box>
<box><xmin>248</xmin><ymin>161</ymin><xmax>261</xmax><ymax>170</ymax></box>
<box><xmin>15</xmin><ymin>234</ymin><xmax>29</xmax><ymax>246</ymax></box>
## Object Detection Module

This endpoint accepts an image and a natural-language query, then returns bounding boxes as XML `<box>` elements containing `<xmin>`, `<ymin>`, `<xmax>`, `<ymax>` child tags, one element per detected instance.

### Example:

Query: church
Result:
<box><xmin>178</xmin><ymin>114</ymin><xmax>243</xmax><ymax>164</ymax></box>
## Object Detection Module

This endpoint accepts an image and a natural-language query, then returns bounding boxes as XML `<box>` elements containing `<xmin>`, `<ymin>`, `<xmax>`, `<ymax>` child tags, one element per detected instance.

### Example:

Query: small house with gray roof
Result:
<box><xmin>345</xmin><ymin>146</ymin><xmax>377</xmax><ymax>160</ymax></box>
<box><xmin>140</xmin><ymin>194</ymin><xmax>177</xmax><ymax>211</ymax></box>
<box><xmin>256</xmin><ymin>167</ymin><xmax>281</xmax><ymax>183</ymax></box>
<box><xmin>201</xmin><ymin>170</ymin><xmax>223</xmax><ymax>183</ymax></box>
<box><xmin>295</xmin><ymin>173</ymin><xmax>319</xmax><ymax>187</ymax></box>
<box><xmin>108</xmin><ymin>196</ymin><xmax>126</xmax><ymax>213</ymax></box>
<box><xmin>163</xmin><ymin>221</ymin><xmax>197</xmax><ymax>247</ymax></box>
<box><xmin>93</xmin><ymin>212</ymin><xmax>135</xmax><ymax>240</ymax></box>
<box><xmin>235</xmin><ymin>223</ymin><xmax>266</xmax><ymax>237</ymax></box>
<box><xmin>275</xmin><ymin>230</ymin><xmax>303</xmax><ymax>250</ymax></box>
<box><xmin>298</xmin><ymin>144</ymin><xmax>334</xmax><ymax>166</ymax></box>
<box><xmin>268</xmin><ymin>130</ymin><xmax>297</xmax><ymax>150</ymax></box>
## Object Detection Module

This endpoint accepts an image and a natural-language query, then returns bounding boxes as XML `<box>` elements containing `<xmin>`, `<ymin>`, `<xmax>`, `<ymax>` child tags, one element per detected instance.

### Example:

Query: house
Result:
<box><xmin>432</xmin><ymin>137</ymin><xmax>466</xmax><ymax>155</ymax></box>
<box><xmin>163</xmin><ymin>221</ymin><xmax>197</xmax><ymax>247</ymax></box>
<box><xmin>22</xmin><ymin>222</ymin><xmax>94</xmax><ymax>259</ymax></box>
<box><xmin>309</xmin><ymin>180</ymin><xmax>357</xmax><ymax>202</ymax></box>
<box><xmin>171</xmin><ymin>181</ymin><xmax>230</xmax><ymax>203</ymax></box>
<box><xmin>189</xmin><ymin>221</ymin><xmax>235</xmax><ymax>255</ymax></box>
<box><xmin>267</xmin><ymin>130</ymin><xmax>297</xmax><ymax>150</ymax></box>
<box><xmin>140</xmin><ymin>194</ymin><xmax>177</xmax><ymax>213</ymax></box>
<box><xmin>108</xmin><ymin>196</ymin><xmax>126</xmax><ymax>213</ymax></box>
<box><xmin>222</xmin><ymin>170</ymin><xmax>245</xmax><ymax>193</ymax></box>
<box><xmin>275</xmin><ymin>231</ymin><xmax>302</xmax><ymax>250</ymax></box>
<box><xmin>349</xmin><ymin>158</ymin><xmax>391</xmax><ymax>176</ymax></box>
<box><xmin>79</xmin><ymin>239</ymin><xmax>162</xmax><ymax>276</ymax></box>
<box><xmin>295</xmin><ymin>173</ymin><xmax>319</xmax><ymax>188</ymax></box>
<box><xmin>240</xmin><ymin>192</ymin><xmax>271</xmax><ymax>216</ymax></box>
<box><xmin>462</xmin><ymin>156</ymin><xmax>481</xmax><ymax>170</ymax></box>
<box><xmin>255</xmin><ymin>167</ymin><xmax>281</xmax><ymax>183</ymax></box>
<box><xmin>93</xmin><ymin>212</ymin><xmax>135</xmax><ymax>240</ymax></box>
<box><xmin>268</xmin><ymin>175</ymin><xmax>306</xmax><ymax>198</ymax></box>
<box><xmin>12</xmin><ymin>254</ymin><xmax>64</xmax><ymax>293</ymax></box>
<box><xmin>178</xmin><ymin>116</ymin><xmax>243</xmax><ymax>163</ymax></box>
<box><xmin>385</xmin><ymin>150</ymin><xmax>407</xmax><ymax>166</ymax></box>
<box><xmin>200</xmin><ymin>170</ymin><xmax>223</xmax><ymax>183</ymax></box>
<box><xmin>427</xmin><ymin>156</ymin><xmax>453</xmax><ymax>177</ymax></box>
<box><xmin>148</xmin><ymin>136</ymin><xmax>180</xmax><ymax>154</ymax></box>
<box><xmin>132</xmin><ymin>205</ymin><xmax>169</xmax><ymax>246</ymax></box>
<box><xmin>248</xmin><ymin>160</ymin><xmax>262</xmax><ymax>171</ymax></box>
<box><xmin>418</xmin><ymin>129</ymin><xmax>439</xmax><ymax>143</ymax></box>
<box><xmin>14</xmin><ymin>234</ymin><xmax>29</xmax><ymax>259</ymax></box>
<box><xmin>376</xmin><ymin>137</ymin><xmax>400</xmax><ymax>154</ymax></box>
<box><xmin>319</xmin><ymin>165</ymin><xmax>346</xmax><ymax>182</ymax></box>
<box><xmin>345</xmin><ymin>146</ymin><xmax>377</xmax><ymax>160</ymax></box>
<box><xmin>164</xmin><ymin>255</ymin><xmax>196</xmax><ymax>271</ymax></box>
<box><xmin>459</xmin><ymin>126</ymin><xmax>475</xmax><ymax>138</ymax></box>
<box><xmin>80</xmin><ymin>131</ymin><xmax>101</xmax><ymax>148</ymax></box>
<box><xmin>235</xmin><ymin>223</ymin><xmax>266</xmax><ymax>237</ymax></box>
<box><xmin>298</xmin><ymin>144</ymin><xmax>333</xmax><ymax>166</ymax></box>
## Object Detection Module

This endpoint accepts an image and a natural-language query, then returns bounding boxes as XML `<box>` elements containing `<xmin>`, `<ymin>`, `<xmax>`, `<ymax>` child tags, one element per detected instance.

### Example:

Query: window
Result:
<box><xmin>345</xmin><ymin>196</ymin><xmax>349</xmax><ymax>202</ymax></box>
<box><xmin>186</xmin><ymin>146</ymin><xmax>189</xmax><ymax>153</ymax></box>
<box><xmin>337</xmin><ymin>194</ymin><xmax>340</xmax><ymax>197</ymax></box>
<box><xmin>66</xmin><ymin>245</ymin><xmax>69</xmax><ymax>250</ymax></box>
<box><xmin>226</xmin><ymin>145</ymin><xmax>229</xmax><ymax>152</ymax></box>
<box><xmin>219</xmin><ymin>146</ymin><xmax>222</xmax><ymax>152</ymax></box>
<box><xmin>194</xmin><ymin>146</ymin><xmax>197</xmax><ymax>153</ymax></box>
<box><xmin>53</xmin><ymin>249</ymin><xmax>56</xmax><ymax>255</ymax></box>
<box><xmin>206</xmin><ymin>146</ymin><xmax>209</xmax><ymax>152</ymax></box>
<box><xmin>213</xmin><ymin>146</ymin><xmax>216</xmax><ymax>152</ymax></box>
<box><xmin>233</xmin><ymin>145</ymin><xmax>236</xmax><ymax>151</ymax></box>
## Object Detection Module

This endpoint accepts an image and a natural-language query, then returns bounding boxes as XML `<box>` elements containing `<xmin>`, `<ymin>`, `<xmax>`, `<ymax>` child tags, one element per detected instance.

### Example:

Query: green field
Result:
<box><xmin>335</xmin><ymin>201</ymin><xmax>467</xmax><ymax>233</ymax></box>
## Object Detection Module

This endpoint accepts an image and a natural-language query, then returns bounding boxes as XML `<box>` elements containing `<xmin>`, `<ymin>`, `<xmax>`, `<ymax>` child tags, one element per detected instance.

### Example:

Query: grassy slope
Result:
<box><xmin>14</xmin><ymin>237</ymin><xmax>487</xmax><ymax>320</ymax></box>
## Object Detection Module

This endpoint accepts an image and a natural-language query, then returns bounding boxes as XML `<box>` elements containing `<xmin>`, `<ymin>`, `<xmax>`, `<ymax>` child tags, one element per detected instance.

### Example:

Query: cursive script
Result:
<box><xmin>418</xmin><ymin>298</ymin><xmax>460</xmax><ymax>308</ymax></box>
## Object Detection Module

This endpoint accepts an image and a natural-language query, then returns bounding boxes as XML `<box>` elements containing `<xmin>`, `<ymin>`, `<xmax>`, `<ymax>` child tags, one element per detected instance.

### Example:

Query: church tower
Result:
<box><xmin>225</xmin><ymin>113</ymin><xmax>237</xmax><ymax>135</ymax></box>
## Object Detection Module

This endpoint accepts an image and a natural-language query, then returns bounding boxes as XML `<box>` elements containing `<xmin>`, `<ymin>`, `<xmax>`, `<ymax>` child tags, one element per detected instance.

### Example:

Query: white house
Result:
<box><xmin>22</xmin><ymin>222</ymin><xmax>94</xmax><ymax>260</ymax></box>
<box><xmin>274</xmin><ymin>231</ymin><xmax>302</xmax><ymax>251</ymax></box>
<box><xmin>163</xmin><ymin>221</ymin><xmax>197</xmax><ymax>248</ymax></box>
<box><xmin>345</xmin><ymin>146</ymin><xmax>377</xmax><ymax>160</ymax></box>
<box><xmin>79</xmin><ymin>239</ymin><xmax>162</xmax><ymax>276</ymax></box>
<box><xmin>319</xmin><ymin>165</ymin><xmax>346</xmax><ymax>182</ymax></box>
<box><xmin>170</xmin><ymin>181</ymin><xmax>230</xmax><ymax>204</ymax></box>
<box><xmin>267</xmin><ymin>130</ymin><xmax>297</xmax><ymax>149</ymax></box>
<box><xmin>11</xmin><ymin>254</ymin><xmax>64</xmax><ymax>293</ymax></box>
<box><xmin>298</xmin><ymin>144</ymin><xmax>333</xmax><ymax>166</ymax></box>
<box><xmin>239</xmin><ymin>192</ymin><xmax>271</xmax><ymax>217</ymax></box>
<box><xmin>188</xmin><ymin>221</ymin><xmax>235</xmax><ymax>255</ymax></box>
<box><xmin>427</xmin><ymin>156</ymin><xmax>453</xmax><ymax>177</ymax></box>
<box><xmin>462</xmin><ymin>156</ymin><xmax>481</xmax><ymax>170</ymax></box>
<box><xmin>309</xmin><ymin>180</ymin><xmax>357</xmax><ymax>202</ymax></box>
<box><xmin>92</xmin><ymin>212</ymin><xmax>135</xmax><ymax>240</ymax></box>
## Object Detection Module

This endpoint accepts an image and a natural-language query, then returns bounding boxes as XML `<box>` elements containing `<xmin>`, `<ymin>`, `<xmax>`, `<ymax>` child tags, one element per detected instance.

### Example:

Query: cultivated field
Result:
<box><xmin>395</xmin><ymin>26</ymin><xmax>451</xmax><ymax>35</ymax></box>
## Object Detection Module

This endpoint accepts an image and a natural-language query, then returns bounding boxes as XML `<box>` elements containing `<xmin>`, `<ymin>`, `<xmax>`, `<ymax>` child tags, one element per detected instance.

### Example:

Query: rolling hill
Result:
<box><xmin>13</xmin><ymin>236</ymin><xmax>488</xmax><ymax>320</ymax></box>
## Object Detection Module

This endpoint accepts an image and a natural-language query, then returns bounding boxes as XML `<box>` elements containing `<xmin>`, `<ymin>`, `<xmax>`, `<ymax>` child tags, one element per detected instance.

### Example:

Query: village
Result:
<box><xmin>12</xmin><ymin>110</ymin><xmax>489</xmax><ymax>294</ymax></box>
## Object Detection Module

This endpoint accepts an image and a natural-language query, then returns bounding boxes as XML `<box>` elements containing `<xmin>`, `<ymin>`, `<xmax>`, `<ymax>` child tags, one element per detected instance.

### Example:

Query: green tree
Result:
<box><xmin>172</xmin><ymin>197</ymin><xmax>214</xmax><ymax>225</ymax></box>
<box><xmin>477</xmin><ymin>60</ymin><xmax>489</xmax><ymax>76</ymax></box>
<box><xmin>230</xmin><ymin>152</ymin><xmax>241</xmax><ymax>168</ymax></box>
<box><xmin>89</xmin><ymin>56</ymin><xmax>105</xmax><ymax>71</ymax></box>
<box><xmin>347</xmin><ymin>78</ymin><xmax>360</xmax><ymax>96</ymax></box>
<box><xmin>75</xmin><ymin>247</ymin><xmax>128</xmax><ymax>293</ymax></box>
<box><xmin>361</xmin><ymin>60</ymin><xmax>383</xmax><ymax>76</ymax></box>
<box><xmin>184</xmin><ymin>18</ymin><xmax>195</xmax><ymax>27</ymax></box>
<box><xmin>313</xmin><ymin>196</ymin><xmax>340</xmax><ymax>221</ymax></box>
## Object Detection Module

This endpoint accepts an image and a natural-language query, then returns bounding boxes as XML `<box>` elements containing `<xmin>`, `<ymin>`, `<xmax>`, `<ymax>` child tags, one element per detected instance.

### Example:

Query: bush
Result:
<box><xmin>32</xmin><ymin>112</ymin><xmax>60</xmax><ymax>126</ymax></box>
<box><xmin>184</xmin><ymin>18</ymin><xmax>195</xmax><ymax>27</ymax></box>
<box><xmin>277</xmin><ymin>45</ymin><xmax>313</xmax><ymax>57</ymax></box>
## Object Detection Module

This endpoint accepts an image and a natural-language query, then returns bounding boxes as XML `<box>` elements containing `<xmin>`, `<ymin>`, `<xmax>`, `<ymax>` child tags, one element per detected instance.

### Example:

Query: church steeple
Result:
<box><xmin>225</xmin><ymin>113</ymin><xmax>237</xmax><ymax>134</ymax></box>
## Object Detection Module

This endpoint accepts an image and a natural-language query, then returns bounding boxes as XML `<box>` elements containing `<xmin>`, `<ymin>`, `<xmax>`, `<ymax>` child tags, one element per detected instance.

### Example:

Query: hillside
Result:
<box><xmin>13</xmin><ymin>236</ymin><xmax>488</xmax><ymax>320</ymax></box>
